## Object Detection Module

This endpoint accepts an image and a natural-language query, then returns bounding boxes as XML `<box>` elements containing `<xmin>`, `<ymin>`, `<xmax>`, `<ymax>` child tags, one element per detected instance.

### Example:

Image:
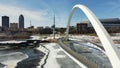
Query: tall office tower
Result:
<box><xmin>19</xmin><ymin>14</ymin><xmax>24</xmax><ymax>28</ymax></box>
<box><xmin>2</xmin><ymin>16</ymin><xmax>9</xmax><ymax>30</ymax></box>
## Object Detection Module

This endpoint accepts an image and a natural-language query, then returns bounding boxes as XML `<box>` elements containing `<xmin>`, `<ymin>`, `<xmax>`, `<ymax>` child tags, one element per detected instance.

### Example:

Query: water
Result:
<box><xmin>15</xmin><ymin>49</ymin><xmax>45</xmax><ymax>68</ymax></box>
<box><xmin>67</xmin><ymin>39</ymin><xmax>112</xmax><ymax>68</ymax></box>
<box><xmin>0</xmin><ymin>48</ymin><xmax>45</xmax><ymax>68</ymax></box>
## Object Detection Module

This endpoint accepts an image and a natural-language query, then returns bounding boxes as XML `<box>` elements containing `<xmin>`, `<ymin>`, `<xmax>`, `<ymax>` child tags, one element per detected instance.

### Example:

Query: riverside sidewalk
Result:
<box><xmin>43</xmin><ymin>43</ymin><xmax>82</xmax><ymax>68</ymax></box>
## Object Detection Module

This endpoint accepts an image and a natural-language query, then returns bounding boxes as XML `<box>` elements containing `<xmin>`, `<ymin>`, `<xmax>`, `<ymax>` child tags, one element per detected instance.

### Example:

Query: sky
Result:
<box><xmin>0</xmin><ymin>0</ymin><xmax>120</xmax><ymax>28</ymax></box>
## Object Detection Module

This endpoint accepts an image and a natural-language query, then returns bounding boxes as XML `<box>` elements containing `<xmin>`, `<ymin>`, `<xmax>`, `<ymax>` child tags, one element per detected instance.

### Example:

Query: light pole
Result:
<box><xmin>53</xmin><ymin>15</ymin><xmax>55</xmax><ymax>39</ymax></box>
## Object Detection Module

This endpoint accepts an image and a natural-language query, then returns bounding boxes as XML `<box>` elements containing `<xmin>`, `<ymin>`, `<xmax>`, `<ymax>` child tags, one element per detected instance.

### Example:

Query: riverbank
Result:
<box><xmin>71</xmin><ymin>35</ymin><xmax>120</xmax><ymax>44</ymax></box>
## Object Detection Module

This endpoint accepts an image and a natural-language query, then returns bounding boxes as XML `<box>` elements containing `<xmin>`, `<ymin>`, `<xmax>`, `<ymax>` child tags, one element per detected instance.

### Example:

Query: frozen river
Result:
<box><xmin>0</xmin><ymin>35</ymin><xmax>119</xmax><ymax>68</ymax></box>
<box><xmin>0</xmin><ymin>43</ymin><xmax>82</xmax><ymax>68</ymax></box>
<box><xmin>0</xmin><ymin>48</ymin><xmax>45</xmax><ymax>68</ymax></box>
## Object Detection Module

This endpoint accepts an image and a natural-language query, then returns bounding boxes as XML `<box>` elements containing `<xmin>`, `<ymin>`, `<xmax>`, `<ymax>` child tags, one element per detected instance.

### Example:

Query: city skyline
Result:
<box><xmin>0</xmin><ymin>0</ymin><xmax>120</xmax><ymax>28</ymax></box>
<box><xmin>1</xmin><ymin>15</ymin><xmax>24</xmax><ymax>29</ymax></box>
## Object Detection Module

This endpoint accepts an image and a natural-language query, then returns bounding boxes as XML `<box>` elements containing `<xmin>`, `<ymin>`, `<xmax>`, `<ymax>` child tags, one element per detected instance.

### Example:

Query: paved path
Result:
<box><xmin>44</xmin><ymin>43</ymin><xmax>82</xmax><ymax>68</ymax></box>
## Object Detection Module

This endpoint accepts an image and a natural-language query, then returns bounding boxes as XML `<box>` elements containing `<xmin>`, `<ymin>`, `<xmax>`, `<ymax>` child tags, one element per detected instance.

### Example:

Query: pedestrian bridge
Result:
<box><xmin>58</xmin><ymin>4</ymin><xmax>120</xmax><ymax>68</ymax></box>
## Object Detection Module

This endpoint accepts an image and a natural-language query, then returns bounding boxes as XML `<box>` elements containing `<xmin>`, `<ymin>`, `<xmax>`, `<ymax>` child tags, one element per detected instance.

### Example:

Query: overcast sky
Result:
<box><xmin>0</xmin><ymin>0</ymin><xmax>120</xmax><ymax>28</ymax></box>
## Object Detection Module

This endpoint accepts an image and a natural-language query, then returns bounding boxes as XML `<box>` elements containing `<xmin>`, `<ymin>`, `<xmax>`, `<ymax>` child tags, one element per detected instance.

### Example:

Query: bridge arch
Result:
<box><xmin>66</xmin><ymin>4</ymin><xmax>120</xmax><ymax>68</ymax></box>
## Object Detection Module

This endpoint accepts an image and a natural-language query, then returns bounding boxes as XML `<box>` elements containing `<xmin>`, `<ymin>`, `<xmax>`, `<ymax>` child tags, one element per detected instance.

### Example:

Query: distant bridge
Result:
<box><xmin>61</xmin><ymin>4</ymin><xmax>120</xmax><ymax>68</ymax></box>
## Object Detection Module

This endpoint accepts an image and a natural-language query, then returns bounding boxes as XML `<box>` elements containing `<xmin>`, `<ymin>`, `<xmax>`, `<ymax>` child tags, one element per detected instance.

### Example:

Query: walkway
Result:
<box><xmin>44</xmin><ymin>43</ymin><xmax>82</xmax><ymax>68</ymax></box>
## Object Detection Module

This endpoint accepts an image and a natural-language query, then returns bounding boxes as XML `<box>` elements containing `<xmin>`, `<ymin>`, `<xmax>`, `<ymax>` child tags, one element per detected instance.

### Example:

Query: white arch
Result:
<box><xmin>66</xmin><ymin>4</ymin><xmax>120</xmax><ymax>68</ymax></box>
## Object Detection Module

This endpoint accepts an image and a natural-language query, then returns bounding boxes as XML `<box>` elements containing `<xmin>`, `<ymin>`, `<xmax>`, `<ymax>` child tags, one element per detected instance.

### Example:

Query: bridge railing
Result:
<box><xmin>58</xmin><ymin>38</ymin><xmax>99</xmax><ymax>68</ymax></box>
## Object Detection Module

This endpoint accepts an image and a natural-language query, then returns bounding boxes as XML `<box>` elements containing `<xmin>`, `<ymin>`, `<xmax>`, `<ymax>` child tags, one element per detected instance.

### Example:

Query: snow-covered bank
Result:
<box><xmin>37</xmin><ymin>44</ymin><xmax>50</xmax><ymax>68</ymax></box>
<box><xmin>43</xmin><ymin>43</ymin><xmax>82</xmax><ymax>68</ymax></box>
<box><xmin>31</xmin><ymin>36</ymin><xmax>40</xmax><ymax>40</ymax></box>
<box><xmin>71</xmin><ymin>35</ymin><xmax>120</xmax><ymax>44</ymax></box>
<box><xmin>44</xmin><ymin>43</ymin><xmax>60</xmax><ymax>68</ymax></box>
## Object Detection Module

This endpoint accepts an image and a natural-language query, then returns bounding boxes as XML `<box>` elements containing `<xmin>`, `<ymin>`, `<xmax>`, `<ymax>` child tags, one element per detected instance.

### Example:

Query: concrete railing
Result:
<box><xmin>58</xmin><ymin>39</ymin><xmax>98</xmax><ymax>68</ymax></box>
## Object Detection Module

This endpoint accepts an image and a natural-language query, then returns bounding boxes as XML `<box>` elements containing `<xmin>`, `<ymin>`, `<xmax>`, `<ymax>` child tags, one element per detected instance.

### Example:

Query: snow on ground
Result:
<box><xmin>0</xmin><ymin>40</ymin><xmax>25</xmax><ymax>43</ymax></box>
<box><xmin>71</xmin><ymin>35</ymin><xmax>120</xmax><ymax>41</ymax></box>
<box><xmin>31</xmin><ymin>36</ymin><xmax>40</xmax><ymax>40</ymax></box>
<box><xmin>36</xmin><ymin>45</ymin><xmax>49</xmax><ymax>68</ymax></box>
<box><xmin>34</xmin><ymin>35</ymin><xmax>120</xmax><ymax>68</ymax></box>
<box><xmin>71</xmin><ymin>35</ymin><xmax>120</xmax><ymax>47</ymax></box>
<box><xmin>71</xmin><ymin>35</ymin><xmax>98</xmax><ymax>40</ymax></box>
<box><xmin>111</xmin><ymin>36</ymin><xmax>120</xmax><ymax>40</ymax></box>
<box><xmin>43</xmin><ymin>43</ymin><xmax>84</xmax><ymax>68</ymax></box>
<box><xmin>70</xmin><ymin>35</ymin><xmax>120</xmax><ymax>54</ymax></box>
<box><xmin>44</xmin><ymin>43</ymin><xmax>61</xmax><ymax>68</ymax></box>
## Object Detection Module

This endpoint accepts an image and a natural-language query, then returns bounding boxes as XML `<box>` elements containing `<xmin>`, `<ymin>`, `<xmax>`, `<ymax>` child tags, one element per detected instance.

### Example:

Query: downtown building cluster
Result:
<box><xmin>1</xmin><ymin>15</ymin><xmax>119</xmax><ymax>35</ymax></box>
<box><xmin>76</xmin><ymin>18</ymin><xmax>120</xmax><ymax>34</ymax></box>
<box><xmin>1</xmin><ymin>14</ymin><xmax>24</xmax><ymax>31</ymax></box>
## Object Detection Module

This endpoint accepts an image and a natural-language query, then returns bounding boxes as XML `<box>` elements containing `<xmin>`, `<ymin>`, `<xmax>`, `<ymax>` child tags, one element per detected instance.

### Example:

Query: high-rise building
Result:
<box><xmin>2</xmin><ymin>16</ymin><xmax>9</xmax><ymax>30</ymax></box>
<box><xmin>19</xmin><ymin>14</ymin><xmax>24</xmax><ymax>28</ymax></box>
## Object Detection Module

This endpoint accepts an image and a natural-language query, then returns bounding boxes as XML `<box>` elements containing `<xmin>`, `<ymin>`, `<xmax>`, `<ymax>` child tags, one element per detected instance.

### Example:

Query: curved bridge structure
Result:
<box><xmin>66</xmin><ymin>4</ymin><xmax>120</xmax><ymax>68</ymax></box>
